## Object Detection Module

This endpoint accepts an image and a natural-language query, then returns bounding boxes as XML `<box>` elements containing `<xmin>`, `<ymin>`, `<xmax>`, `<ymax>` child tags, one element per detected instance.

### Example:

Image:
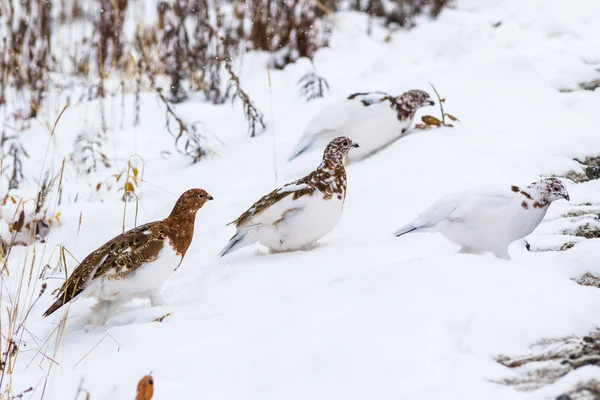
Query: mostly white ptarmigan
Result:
<box><xmin>288</xmin><ymin>90</ymin><xmax>434</xmax><ymax>163</ymax></box>
<box><xmin>394</xmin><ymin>178</ymin><xmax>570</xmax><ymax>260</ymax></box>
<box><xmin>219</xmin><ymin>136</ymin><xmax>359</xmax><ymax>257</ymax></box>
<box><xmin>43</xmin><ymin>188</ymin><xmax>213</xmax><ymax>324</ymax></box>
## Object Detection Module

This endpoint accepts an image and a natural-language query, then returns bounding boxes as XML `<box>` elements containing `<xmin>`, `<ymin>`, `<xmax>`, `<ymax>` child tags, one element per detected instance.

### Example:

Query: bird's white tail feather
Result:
<box><xmin>394</xmin><ymin>224</ymin><xmax>419</xmax><ymax>237</ymax></box>
<box><xmin>287</xmin><ymin>136</ymin><xmax>316</xmax><ymax>161</ymax></box>
<box><xmin>218</xmin><ymin>229</ymin><xmax>257</xmax><ymax>258</ymax></box>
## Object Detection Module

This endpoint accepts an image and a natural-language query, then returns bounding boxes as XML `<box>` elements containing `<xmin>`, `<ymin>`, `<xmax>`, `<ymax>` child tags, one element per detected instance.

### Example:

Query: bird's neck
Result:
<box><xmin>164</xmin><ymin>208</ymin><xmax>198</xmax><ymax>256</ymax></box>
<box><xmin>392</xmin><ymin>97</ymin><xmax>418</xmax><ymax>121</ymax></box>
<box><xmin>312</xmin><ymin>159</ymin><xmax>347</xmax><ymax>200</ymax></box>
<box><xmin>511</xmin><ymin>185</ymin><xmax>549</xmax><ymax>210</ymax></box>
<box><xmin>318</xmin><ymin>157</ymin><xmax>344</xmax><ymax>173</ymax></box>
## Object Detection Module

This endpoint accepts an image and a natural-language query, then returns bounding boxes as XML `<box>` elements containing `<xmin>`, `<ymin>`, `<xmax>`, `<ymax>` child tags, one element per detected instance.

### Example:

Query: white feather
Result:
<box><xmin>288</xmin><ymin>94</ymin><xmax>414</xmax><ymax>162</ymax></box>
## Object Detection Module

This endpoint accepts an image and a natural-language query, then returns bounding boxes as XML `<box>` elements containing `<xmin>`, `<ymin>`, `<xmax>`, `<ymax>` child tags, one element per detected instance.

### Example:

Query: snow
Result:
<box><xmin>4</xmin><ymin>0</ymin><xmax>600</xmax><ymax>399</ymax></box>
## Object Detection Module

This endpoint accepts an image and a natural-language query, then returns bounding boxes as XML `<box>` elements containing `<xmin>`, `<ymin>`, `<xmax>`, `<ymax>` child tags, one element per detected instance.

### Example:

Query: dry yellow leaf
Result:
<box><xmin>421</xmin><ymin>115</ymin><xmax>442</xmax><ymax>127</ymax></box>
<box><xmin>445</xmin><ymin>113</ymin><xmax>459</xmax><ymax>122</ymax></box>
<box><xmin>124</xmin><ymin>182</ymin><xmax>135</xmax><ymax>192</ymax></box>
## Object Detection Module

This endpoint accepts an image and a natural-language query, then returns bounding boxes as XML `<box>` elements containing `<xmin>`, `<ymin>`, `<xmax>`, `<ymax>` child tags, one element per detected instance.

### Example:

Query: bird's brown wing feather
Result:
<box><xmin>43</xmin><ymin>221</ymin><xmax>167</xmax><ymax>317</ymax></box>
<box><xmin>228</xmin><ymin>175</ymin><xmax>317</xmax><ymax>228</ymax></box>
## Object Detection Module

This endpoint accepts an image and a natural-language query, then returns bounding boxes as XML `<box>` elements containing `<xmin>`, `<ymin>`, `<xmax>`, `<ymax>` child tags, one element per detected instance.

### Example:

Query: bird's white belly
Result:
<box><xmin>303</xmin><ymin>103</ymin><xmax>411</xmax><ymax>162</ymax></box>
<box><xmin>85</xmin><ymin>242</ymin><xmax>182</xmax><ymax>301</ymax></box>
<box><xmin>257</xmin><ymin>194</ymin><xmax>344</xmax><ymax>252</ymax></box>
<box><xmin>439</xmin><ymin>206</ymin><xmax>547</xmax><ymax>251</ymax></box>
<box><xmin>346</xmin><ymin>113</ymin><xmax>412</xmax><ymax>162</ymax></box>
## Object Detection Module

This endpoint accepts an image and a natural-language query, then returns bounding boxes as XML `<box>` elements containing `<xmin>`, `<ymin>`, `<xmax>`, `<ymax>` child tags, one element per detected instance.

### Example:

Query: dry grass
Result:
<box><xmin>496</xmin><ymin>329</ymin><xmax>600</xmax><ymax>392</ymax></box>
<box><xmin>573</xmin><ymin>272</ymin><xmax>600</xmax><ymax>289</ymax></box>
<box><xmin>0</xmin><ymin>107</ymin><xmax>72</xmax><ymax>398</ymax></box>
<box><xmin>564</xmin><ymin>223</ymin><xmax>600</xmax><ymax>240</ymax></box>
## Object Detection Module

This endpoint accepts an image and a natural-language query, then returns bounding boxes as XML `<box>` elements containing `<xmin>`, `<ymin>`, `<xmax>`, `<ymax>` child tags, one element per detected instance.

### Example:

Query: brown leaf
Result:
<box><xmin>414</xmin><ymin>123</ymin><xmax>429</xmax><ymax>130</ymax></box>
<box><xmin>444</xmin><ymin>123</ymin><xmax>454</xmax><ymax>128</ymax></box>
<box><xmin>96</xmin><ymin>182</ymin><xmax>102</xmax><ymax>191</ymax></box>
<box><xmin>14</xmin><ymin>210</ymin><xmax>25</xmax><ymax>233</ymax></box>
<box><xmin>132</xmin><ymin>168</ymin><xmax>139</xmax><ymax>178</ymax></box>
<box><xmin>440</xmin><ymin>98</ymin><xmax>446</xmax><ymax>103</ymax></box>
<box><xmin>444</xmin><ymin>113</ymin><xmax>459</xmax><ymax>122</ymax></box>
<box><xmin>136</xmin><ymin>375</ymin><xmax>154</xmax><ymax>400</ymax></box>
<box><xmin>421</xmin><ymin>115</ymin><xmax>442</xmax><ymax>127</ymax></box>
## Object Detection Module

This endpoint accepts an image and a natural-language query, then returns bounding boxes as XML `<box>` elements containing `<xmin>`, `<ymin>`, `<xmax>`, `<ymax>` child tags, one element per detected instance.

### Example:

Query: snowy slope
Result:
<box><xmin>5</xmin><ymin>0</ymin><xmax>600</xmax><ymax>399</ymax></box>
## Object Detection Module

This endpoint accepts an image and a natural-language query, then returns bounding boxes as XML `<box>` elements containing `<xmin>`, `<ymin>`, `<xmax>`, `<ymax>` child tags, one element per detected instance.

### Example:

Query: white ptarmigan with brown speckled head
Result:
<box><xmin>219</xmin><ymin>137</ymin><xmax>359</xmax><ymax>257</ymax></box>
<box><xmin>394</xmin><ymin>178</ymin><xmax>570</xmax><ymax>260</ymax></box>
<box><xmin>288</xmin><ymin>90</ymin><xmax>434</xmax><ymax>163</ymax></box>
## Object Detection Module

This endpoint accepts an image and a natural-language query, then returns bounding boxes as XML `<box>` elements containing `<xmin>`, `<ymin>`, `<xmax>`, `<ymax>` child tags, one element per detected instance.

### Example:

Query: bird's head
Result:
<box><xmin>533</xmin><ymin>178</ymin><xmax>570</xmax><ymax>202</ymax></box>
<box><xmin>323</xmin><ymin>136</ymin><xmax>359</xmax><ymax>163</ymax></box>
<box><xmin>399</xmin><ymin>89</ymin><xmax>435</xmax><ymax>108</ymax></box>
<box><xmin>173</xmin><ymin>188</ymin><xmax>214</xmax><ymax>215</ymax></box>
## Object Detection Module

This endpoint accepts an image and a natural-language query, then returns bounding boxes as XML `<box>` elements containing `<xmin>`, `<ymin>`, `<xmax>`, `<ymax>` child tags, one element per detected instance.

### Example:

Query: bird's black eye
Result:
<box><xmin>198</xmin><ymin>194</ymin><xmax>204</xmax><ymax>198</ymax></box>
<box><xmin>342</xmin><ymin>140</ymin><xmax>349</xmax><ymax>146</ymax></box>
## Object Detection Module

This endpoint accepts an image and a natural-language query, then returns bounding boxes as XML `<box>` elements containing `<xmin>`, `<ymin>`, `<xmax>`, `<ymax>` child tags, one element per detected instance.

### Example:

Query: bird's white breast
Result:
<box><xmin>257</xmin><ymin>191</ymin><xmax>344</xmax><ymax>252</ymax></box>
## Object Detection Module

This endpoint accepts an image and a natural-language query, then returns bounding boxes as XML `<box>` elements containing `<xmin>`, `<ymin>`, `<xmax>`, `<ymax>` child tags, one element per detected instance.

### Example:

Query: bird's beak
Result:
<box><xmin>563</xmin><ymin>194</ymin><xmax>570</xmax><ymax>201</ymax></box>
<box><xmin>425</xmin><ymin>99</ymin><xmax>435</xmax><ymax>106</ymax></box>
<box><xmin>352</xmin><ymin>143</ymin><xmax>360</xmax><ymax>148</ymax></box>
<box><xmin>207</xmin><ymin>194</ymin><xmax>214</xmax><ymax>201</ymax></box>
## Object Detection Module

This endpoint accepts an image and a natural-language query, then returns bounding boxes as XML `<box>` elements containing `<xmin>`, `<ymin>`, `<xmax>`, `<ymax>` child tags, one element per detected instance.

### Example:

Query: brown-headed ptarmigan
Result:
<box><xmin>43</xmin><ymin>188</ymin><xmax>213</xmax><ymax>324</ymax></box>
<box><xmin>288</xmin><ymin>90</ymin><xmax>434</xmax><ymax>163</ymax></box>
<box><xmin>219</xmin><ymin>137</ymin><xmax>359</xmax><ymax>257</ymax></box>
<box><xmin>394</xmin><ymin>178</ymin><xmax>570</xmax><ymax>260</ymax></box>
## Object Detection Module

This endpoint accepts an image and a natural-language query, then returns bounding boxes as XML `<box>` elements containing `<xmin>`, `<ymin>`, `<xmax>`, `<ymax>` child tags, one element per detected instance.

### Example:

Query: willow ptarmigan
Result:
<box><xmin>43</xmin><ymin>188</ymin><xmax>213</xmax><ymax>323</ymax></box>
<box><xmin>219</xmin><ymin>137</ymin><xmax>359</xmax><ymax>257</ymax></box>
<box><xmin>287</xmin><ymin>90</ymin><xmax>434</xmax><ymax>163</ymax></box>
<box><xmin>394</xmin><ymin>178</ymin><xmax>570</xmax><ymax>260</ymax></box>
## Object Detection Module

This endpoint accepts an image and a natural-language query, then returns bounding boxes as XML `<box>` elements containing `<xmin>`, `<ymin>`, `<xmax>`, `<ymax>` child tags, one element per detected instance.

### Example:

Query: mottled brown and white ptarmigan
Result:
<box><xmin>43</xmin><ymin>188</ymin><xmax>213</xmax><ymax>324</ymax></box>
<box><xmin>219</xmin><ymin>136</ymin><xmax>359</xmax><ymax>257</ymax></box>
<box><xmin>394</xmin><ymin>178</ymin><xmax>570</xmax><ymax>260</ymax></box>
<box><xmin>288</xmin><ymin>90</ymin><xmax>434</xmax><ymax>163</ymax></box>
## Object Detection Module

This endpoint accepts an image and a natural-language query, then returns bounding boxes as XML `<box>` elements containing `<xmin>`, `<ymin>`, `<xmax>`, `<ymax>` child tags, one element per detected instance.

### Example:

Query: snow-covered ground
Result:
<box><xmin>4</xmin><ymin>0</ymin><xmax>600</xmax><ymax>398</ymax></box>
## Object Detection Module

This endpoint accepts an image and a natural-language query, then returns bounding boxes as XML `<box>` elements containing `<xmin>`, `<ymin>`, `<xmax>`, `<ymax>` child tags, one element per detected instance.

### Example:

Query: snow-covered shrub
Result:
<box><xmin>350</xmin><ymin>0</ymin><xmax>450</xmax><ymax>28</ymax></box>
<box><xmin>0</xmin><ymin>0</ymin><xmax>52</xmax><ymax>118</ymax></box>
<box><xmin>245</xmin><ymin>0</ymin><xmax>332</xmax><ymax>68</ymax></box>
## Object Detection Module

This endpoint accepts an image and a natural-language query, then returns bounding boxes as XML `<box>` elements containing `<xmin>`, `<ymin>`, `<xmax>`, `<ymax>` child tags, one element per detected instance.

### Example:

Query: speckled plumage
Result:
<box><xmin>347</xmin><ymin>90</ymin><xmax>433</xmax><ymax>122</ymax></box>
<box><xmin>288</xmin><ymin>89</ymin><xmax>434</xmax><ymax>162</ymax></box>
<box><xmin>394</xmin><ymin>178</ymin><xmax>570</xmax><ymax>260</ymax></box>
<box><xmin>220</xmin><ymin>137</ymin><xmax>358</xmax><ymax>257</ymax></box>
<box><xmin>43</xmin><ymin>188</ymin><xmax>213</xmax><ymax>319</ymax></box>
